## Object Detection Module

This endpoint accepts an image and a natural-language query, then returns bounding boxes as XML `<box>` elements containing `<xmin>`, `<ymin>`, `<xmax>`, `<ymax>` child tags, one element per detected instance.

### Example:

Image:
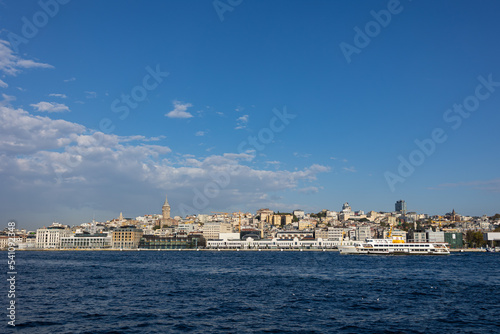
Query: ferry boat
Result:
<box><xmin>338</xmin><ymin>238</ymin><xmax>450</xmax><ymax>255</ymax></box>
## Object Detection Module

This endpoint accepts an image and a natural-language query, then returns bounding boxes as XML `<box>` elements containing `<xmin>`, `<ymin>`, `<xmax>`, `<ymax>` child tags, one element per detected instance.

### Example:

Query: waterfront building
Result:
<box><xmin>276</xmin><ymin>231</ymin><xmax>313</xmax><ymax>240</ymax></box>
<box><xmin>355</xmin><ymin>226</ymin><xmax>371</xmax><ymax>241</ymax></box>
<box><xmin>240</xmin><ymin>229</ymin><xmax>261</xmax><ymax>240</ymax></box>
<box><xmin>327</xmin><ymin>227</ymin><xmax>345</xmax><ymax>241</ymax></box>
<box><xmin>17</xmin><ymin>234</ymin><xmax>37</xmax><ymax>249</ymax></box>
<box><xmin>206</xmin><ymin>236</ymin><xmax>340</xmax><ymax>249</ymax></box>
<box><xmin>112</xmin><ymin>226</ymin><xmax>143</xmax><ymax>249</ymax></box>
<box><xmin>203</xmin><ymin>222</ymin><xmax>232</xmax><ymax>240</ymax></box>
<box><xmin>139</xmin><ymin>234</ymin><xmax>204</xmax><ymax>249</ymax></box>
<box><xmin>484</xmin><ymin>232</ymin><xmax>500</xmax><ymax>247</ymax></box>
<box><xmin>0</xmin><ymin>235</ymin><xmax>23</xmax><ymax>250</ymax></box>
<box><xmin>395</xmin><ymin>200</ymin><xmax>407</xmax><ymax>215</ymax></box>
<box><xmin>315</xmin><ymin>228</ymin><xmax>328</xmax><ymax>240</ymax></box>
<box><xmin>219</xmin><ymin>232</ymin><xmax>241</xmax><ymax>240</ymax></box>
<box><xmin>36</xmin><ymin>226</ymin><xmax>72</xmax><ymax>249</ymax></box>
<box><xmin>444</xmin><ymin>232</ymin><xmax>463</xmax><ymax>249</ymax></box>
<box><xmin>427</xmin><ymin>230</ymin><xmax>445</xmax><ymax>243</ymax></box>
<box><xmin>408</xmin><ymin>230</ymin><xmax>426</xmax><ymax>243</ymax></box>
<box><xmin>60</xmin><ymin>232</ymin><xmax>112</xmax><ymax>249</ymax></box>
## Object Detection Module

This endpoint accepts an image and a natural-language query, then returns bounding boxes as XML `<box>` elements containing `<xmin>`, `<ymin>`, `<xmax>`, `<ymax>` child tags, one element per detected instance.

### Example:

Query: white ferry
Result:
<box><xmin>338</xmin><ymin>237</ymin><xmax>450</xmax><ymax>255</ymax></box>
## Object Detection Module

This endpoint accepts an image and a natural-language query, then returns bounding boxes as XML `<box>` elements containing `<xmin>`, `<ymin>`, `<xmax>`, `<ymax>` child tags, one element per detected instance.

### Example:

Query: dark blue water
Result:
<box><xmin>3</xmin><ymin>251</ymin><xmax>500</xmax><ymax>333</ymax></box>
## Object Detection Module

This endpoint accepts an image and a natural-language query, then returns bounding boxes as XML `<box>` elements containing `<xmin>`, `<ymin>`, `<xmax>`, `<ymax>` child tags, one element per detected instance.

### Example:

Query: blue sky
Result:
<box><xmin>1</xmin><ymin>0</ymin><xmax>499</xmax><ymax>229</ymax></box>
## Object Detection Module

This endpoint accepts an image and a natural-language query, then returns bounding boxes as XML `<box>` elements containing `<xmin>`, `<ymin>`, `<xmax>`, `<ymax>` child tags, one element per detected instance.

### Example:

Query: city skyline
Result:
<box><xmin>1</xmin><ymin>0</ymin><xmax>500</xmax><ymax>230</ymax></box>
<box><xmin>17</xmin><ymin>194</ymin><xmax>494</xmax><ymax>231</ymax></box>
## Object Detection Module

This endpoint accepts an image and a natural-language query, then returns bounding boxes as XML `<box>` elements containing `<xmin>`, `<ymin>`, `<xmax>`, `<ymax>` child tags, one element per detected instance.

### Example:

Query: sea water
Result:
<box><xmin>6</xmin><ymin>251</ymin><xmax>500</xmax><ymax>333</ymax></box>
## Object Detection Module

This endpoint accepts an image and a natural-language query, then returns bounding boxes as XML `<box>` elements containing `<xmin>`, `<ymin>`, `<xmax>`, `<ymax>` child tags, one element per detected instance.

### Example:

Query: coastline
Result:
<box><xmin>6</xmin><ymin>248</ymin><xmax>488</xmax><ymax>252</ymax></box>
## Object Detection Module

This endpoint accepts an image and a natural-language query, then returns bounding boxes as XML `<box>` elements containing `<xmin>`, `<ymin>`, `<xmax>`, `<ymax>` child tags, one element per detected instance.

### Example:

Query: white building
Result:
<box><xmin>293</xmin><ymin>210</ymin><xmax>305</xmax><ymax>219</ymax></box>
<box><xmin>36</xmin><ymin>227</ymin><xmax>72</xmax><ymax>248</ymax></box>
<box><xmin>203</xmin><ymin>222</ymin><xmax>232</xmax><ymax>240</ymax></box>
<box><xmin>206</xmin><ymin>237</ymin><xmax>345</xmax><ymax>249</ymax></box>
<box><xmin>327</xmin><ymin>227</ymin><xmax>346</xmax><ymax>241</ymax></box>
<box><xmin>340</xmin><ymin>203</ymin><xmax>353</xmax><ymax>221</ymax></box>
<box><xmin>177</xmin><ymin>223</ymin><xmax>198</xmax><ymax>233</ymax></box>
<box><xmin>217</xmin><ymin>232</ymin><xmax>241</xmax><ymax>243</ymax></box>
<box><xmin>427</xmin><ymin>230</ymin><xmax>445</xmax><ymax>243</ymax></box>
<box><xmin>60</xmin><ymin>233</ymin><xmax>112</xmax><ymax>249</ymax></box>
<box><xmin>0</xmin><ymin>235</ymin><xmax>23</xmax><ymax>249</ymax></box>
<box><xmin>355</xmin><ymin>226</ymin><xmax>371</xmax><ymax>241</ymax></box>
<box><xmin>326</xmin><ymin>211</ymin><xmax>338</xmax><ymax>219</ymax></box>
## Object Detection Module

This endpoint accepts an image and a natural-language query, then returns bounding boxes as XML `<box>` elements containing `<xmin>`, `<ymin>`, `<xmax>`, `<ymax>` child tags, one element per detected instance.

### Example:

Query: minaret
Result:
<box><xmin>162</xmin><ymin>194</ymin><xmax>171</xmax><ymax>226</ymax></box>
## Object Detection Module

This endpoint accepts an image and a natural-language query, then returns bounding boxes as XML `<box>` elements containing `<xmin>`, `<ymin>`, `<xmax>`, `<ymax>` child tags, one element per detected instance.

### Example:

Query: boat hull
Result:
<box><xmin>338</xmin><ymin>241</ymin><xmax>450</xmax><ymax>255</ymax></box>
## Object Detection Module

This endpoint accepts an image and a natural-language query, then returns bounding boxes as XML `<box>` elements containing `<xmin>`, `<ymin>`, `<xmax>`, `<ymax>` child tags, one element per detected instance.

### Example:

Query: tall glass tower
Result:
<box><xmin>395</xmin><ymin>200</ymin><xmax>407</xmax><ymax>215</ymax></box>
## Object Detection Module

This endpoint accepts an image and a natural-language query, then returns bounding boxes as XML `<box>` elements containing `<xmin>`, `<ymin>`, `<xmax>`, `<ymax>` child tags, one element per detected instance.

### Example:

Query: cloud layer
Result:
<box><xmin>30</xmin><ymin>101</ymin><xmax>70</xmax><ymax>113</ymax></box>
<box><xmin>1</xmin><ymin>102</ymin><xmax>329</xmax><ymax>227</ymax></box>
<box><xmin>0</xmin><ymin>40</ymin><xmax>54</xmax><ymax>77</ymax></box>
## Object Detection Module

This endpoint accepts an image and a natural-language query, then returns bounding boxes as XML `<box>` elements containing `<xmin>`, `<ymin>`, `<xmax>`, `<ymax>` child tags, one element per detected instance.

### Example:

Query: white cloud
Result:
<box><xmin>85</xmin><ymin>91</ymin><xmax>97</xmax><ymax>99</ymax></box>
<box><xmin>15</xmin><ymin>59</ymin><xmax>54</xmax><ymax>70</ymax></box>
<box><xmin>235</xmin><ymin>105</ymin><xmax>244</xmax><ymax>112</ymax></box>
<box><xmin>64</xmin><ymin>77</ymin><xmax>76</xmax><ymax>82</ymax></box>
<box><xmin>0</xmin><ymin>79</ymin><xmax>7</xmax><ymax>88</ymax></box>
<box><xmin>293</xmin><ymin>152</ymin><xmax>311</xmax><ymax>158</ymax></box>
<box><xmin>165</xmin><ymin>100</ymin><xmax>193</xmax><ymax>119</ymax></box>
<box><xmin>0</xmin><ymin>40</ymin><xmax>54</xmax><ymax>76</ymax></box>
<box><xmin>0</xmin><ymin>104</ymin><xmax>84</xmax><ymax>154</ymax></box>
<box><xmin>235</xmin><ymin>114</ymin><xmax>249</xmax><ymax>129</ymax></box>
<box><xmin>49</xmin><ymin>93</ymin><xmax>67</xmax><ymax>99</ymax></box>
<box><xmin>30</xmin><ymin>102</ymin><xmax>70</xmax><ymax>113</ymax></box>
<box><xmin>343</xmin><ymin>166</ymin><xmax>356</xmax><ymax>173</ymax></box>
<box><xmin>195</xmin><ymin>131</ymin><xmax>206</xmax><ymax>136</ymax></box>
<box><xmin>0</xmin><ymin>104</ymin><xmax>331</xmax><ymax>228</ymax></box>
<box><xmin>1</xmin><ymin>94</ymin><xmax>16</xmax><ymax>105</ymax></box>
